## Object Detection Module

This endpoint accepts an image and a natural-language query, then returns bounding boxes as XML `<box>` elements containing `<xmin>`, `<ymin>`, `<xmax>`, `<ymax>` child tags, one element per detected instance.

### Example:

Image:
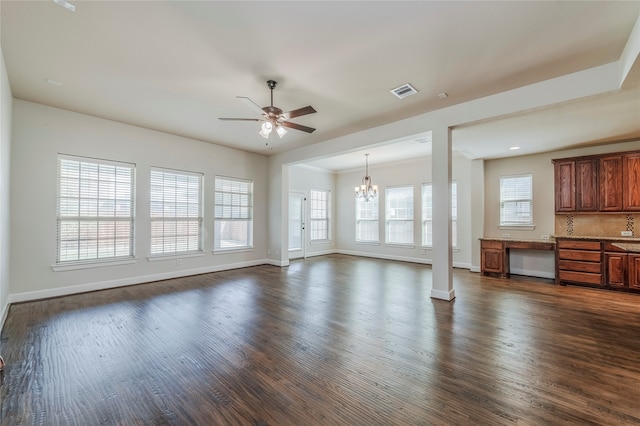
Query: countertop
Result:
<box><xmin>553</xmin><ymin>235</ymin><xmax>640</xmax><ymax>243</ymax></box>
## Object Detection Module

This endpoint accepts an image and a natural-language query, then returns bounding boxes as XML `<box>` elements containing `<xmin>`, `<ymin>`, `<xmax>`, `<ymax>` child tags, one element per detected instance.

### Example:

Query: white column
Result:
<box><xmin>470</xmin><ymin>159</ymin><xmax>485</xmax><ymax>272</ymax></box>
<box><xmin>430</xmin><ymin>126</ymin><xmax>455</xmax><ymax>301</ymax></box>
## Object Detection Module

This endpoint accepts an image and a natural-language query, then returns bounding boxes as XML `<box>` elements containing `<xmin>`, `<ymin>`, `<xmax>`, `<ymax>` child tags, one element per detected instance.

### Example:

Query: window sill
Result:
<box><xmin>213</xmin><ymin>247</ymin><xmax>254</xmax><ymax>254</ymax></box>
<box><xmin>148</xmin><ymin>252</ymin><xmax>205</xmax><ymax>262</ymax></box>
<box><xmin>422</xmin><ymin>245</ymin><xmax>460</xmax><ymax>252</ymax></box>
<box><xmin>310</xmin><ymin>240</ymin><xmax>331</xmax><ymax>245</ymax></box>
<box><xmin>499</xmin><ymin>225</ymin><xmax>536</xmax><ymax>230</ymax></box>
<box><xmin>385</xmin><ymin>243</ymin><xmax>415</xmax><ymax>249</ymax></box>
<box><xmin>52</xmin><ymin>258</ymin><xmax>138</xmax><ymax>272</ymax></box>
<box><xmin>355</xmin><ymin>241</ymin><xmax>380</xmax><ymax>246</ymax></box>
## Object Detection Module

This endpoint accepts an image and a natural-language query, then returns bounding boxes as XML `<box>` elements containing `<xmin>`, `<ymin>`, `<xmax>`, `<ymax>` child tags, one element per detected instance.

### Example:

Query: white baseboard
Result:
<box><xmin>510</xmin><ymin>268</ymin><xmax>555</xmax><ymax>279</ymax></box>
<box><xmin>469</xmin><ymin>266</ymin><xmax>481</xmax><ymax>273</ymax></box>
<box><xmin>431</xmin><ymin>288</ymin><xmax>456</xmax><ymax>301</ymax></box>
<box><xmin>337</xmin><ymin>249</ymin><xmax>431</xmax><ymax>265</ymax></box>
<box><xmin>8</xmin><ymin>259</ymin><xmax>271</xmax><ymax>304</ymax></box>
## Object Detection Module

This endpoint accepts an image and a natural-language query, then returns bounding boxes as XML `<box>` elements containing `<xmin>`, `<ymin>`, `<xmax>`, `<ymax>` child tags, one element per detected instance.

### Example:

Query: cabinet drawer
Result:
<box><xmin>557</xmin><ymin>240</ymin><xmax>601</xmax><ymax>250</ymax></box>
<box><xmin>558</xmin><ymin>270</ymin><xmax>602</xmax><ymax>285</ymax></box>
<box><xmin>558</xmin><ymin>260</ymin><xmax>602</xmax><ymax>274</ymax></box>
<box><xmin>603</xmin><ymin>243</ymin><xmax>627</xmax><ymax>252</ymax></box>
<box><xmin>481</xmin><ymin>240</ymin><xmax>503</xmax><ymax>250</ymax></box>
<box><xmin>558</xmin><ymin>249</ymin><xmax>601</xmax><ymax>262</ymax></box>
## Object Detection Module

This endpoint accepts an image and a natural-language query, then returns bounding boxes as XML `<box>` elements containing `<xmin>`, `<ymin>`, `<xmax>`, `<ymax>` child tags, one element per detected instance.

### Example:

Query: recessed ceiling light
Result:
<box><xmin>438</xmin><ymin>92</ymin><xmax>448</xmax><ymax>99</ymax></box>
<box><xmin>53</xmin><ymin>0</ymin><xmax>76</xmax><ymax>12</ymax></box>
<box><xmin>45</xmin><ymin>79</ymin><xmax>62</xmax><ymax>86</ymax></box>
<box><xmin>510</xmin><ymin>146</ymin><xmax>520</xmax><ymax>150</ymax></box>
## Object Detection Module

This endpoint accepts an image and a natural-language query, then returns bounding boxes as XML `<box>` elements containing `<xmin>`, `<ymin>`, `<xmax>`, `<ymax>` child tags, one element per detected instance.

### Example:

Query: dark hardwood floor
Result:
<box><xmin>1</xmin><ymin>254</ymin><xmax>640</xmax><ymax>425</ymax></box>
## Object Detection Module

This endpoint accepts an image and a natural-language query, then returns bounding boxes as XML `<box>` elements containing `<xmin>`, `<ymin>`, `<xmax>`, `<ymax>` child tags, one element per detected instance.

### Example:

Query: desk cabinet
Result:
<box><xmin>481</xmin><ymin>240</ymin><xmax>506</xmax><ymax>277</ymax></box>
<box><xmin>556</xmin><ymin>239</ymin><xmax>602</xmax><ymax>286</ymax></box>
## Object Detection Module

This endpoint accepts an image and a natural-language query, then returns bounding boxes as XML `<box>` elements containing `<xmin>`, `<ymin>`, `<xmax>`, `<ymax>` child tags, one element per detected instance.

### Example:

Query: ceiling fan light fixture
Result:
<box><xmin>276</xmin><ymin>125</ymin><xmax>287</xmax><ymax>138</ymax></box>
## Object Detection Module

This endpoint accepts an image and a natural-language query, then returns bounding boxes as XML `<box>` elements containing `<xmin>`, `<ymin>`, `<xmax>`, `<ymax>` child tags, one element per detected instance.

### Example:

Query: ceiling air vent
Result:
<box><xmin>390</xmin><ymin>83</ymin><xmax>418</xmax><ymax>99</ymax></box>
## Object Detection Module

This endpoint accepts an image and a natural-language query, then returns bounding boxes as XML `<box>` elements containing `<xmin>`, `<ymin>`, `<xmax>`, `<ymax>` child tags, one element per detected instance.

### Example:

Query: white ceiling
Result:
<box><xmin>1</xmin><ymin>1</ymin><xmax>639</xmax><ymax>171</ymax></box>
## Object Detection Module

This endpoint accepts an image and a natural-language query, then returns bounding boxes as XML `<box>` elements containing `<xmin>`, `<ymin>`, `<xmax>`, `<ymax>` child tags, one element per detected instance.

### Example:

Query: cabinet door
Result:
<box><xmin>482</xmin><ymin>249</ymin><xmax>504</xmax><ymax>274</ymax></box>
<box><xmin>576</xmin><ymin>159</ymin><xmax>598</xmax><ymax>211</ymax></box>
<box><xmin>554</xmin><ymin>160</ymin><xmax>575</xmax><ymax>212</ymax></box>
<box><xmin>629</xmin><ymin>254</ymin><xmax>640</xmax><ymax>290</ymax></box>
<box><xmin>599</xmin><ymin>155</ymin><xmax>623</xmax><ymax>211</ymax></box>
<box><xmin>623</xmin><ymin>153</ymin><xmax>640</xmax><ymax>211</ymax></box>
<box><xmin>605</xmin><ymin>253</ymin><xmax>627</xmax><ymax>288</ymax></box>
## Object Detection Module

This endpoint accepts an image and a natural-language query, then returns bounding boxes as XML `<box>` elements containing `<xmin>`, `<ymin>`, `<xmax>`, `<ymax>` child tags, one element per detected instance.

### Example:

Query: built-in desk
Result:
<box><xmin>480</xmin><ymin>238</ymin><xmax>556</xmax><ymax>278</ymax></box>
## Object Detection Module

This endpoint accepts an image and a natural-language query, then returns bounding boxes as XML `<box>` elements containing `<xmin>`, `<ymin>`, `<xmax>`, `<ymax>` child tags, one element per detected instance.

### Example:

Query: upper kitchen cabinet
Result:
<box><xmin>554</xmin><ymin>149</ymin><xmax>640</xmax><ymax>213</ymax></box>
<box><xmin>623</xmin><ymin>152</ymin><xmax>640</xmax><ymax>211</ymax></box>
<box><xmin>553</xmin><ymin>159</ymin><xmax>575</xmax><ymax>212</ymax></box>
<box><xmin>599</xmin><ymin>155</ymin><xmax>623</xmax><ymax>211</ymax></box>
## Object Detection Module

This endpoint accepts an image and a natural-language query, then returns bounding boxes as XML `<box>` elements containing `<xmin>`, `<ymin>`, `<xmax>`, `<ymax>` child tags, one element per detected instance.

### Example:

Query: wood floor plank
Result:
<box><xmin>1</xmin><ymin>254</ymin><xmax>640</xmax><ymax>425</ymax></box>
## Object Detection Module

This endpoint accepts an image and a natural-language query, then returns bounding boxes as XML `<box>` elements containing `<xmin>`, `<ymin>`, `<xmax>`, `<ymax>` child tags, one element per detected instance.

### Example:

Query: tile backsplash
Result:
<box><xmin>555</xmin><ymin>214</ymin><xmax>635</xmax><ymax>237</ymax></box>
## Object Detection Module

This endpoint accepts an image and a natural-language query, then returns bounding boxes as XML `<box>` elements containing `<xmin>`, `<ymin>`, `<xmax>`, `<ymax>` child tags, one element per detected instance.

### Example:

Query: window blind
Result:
<box><xmin>150</xmin><ymin>168</ymin><xmax>202</xmax><ymax>255</ymax></box>
<box><xmin>57</xmin><ymin>155</ymin><xmax>135</xmax><ymax>263</ymax></box>
<box><xmin>500</xmin><ymin>174</ymin><xmax>533</xmax><ymax>225</ymax></box>
<box><xmin>385</xmin><ymin>186</ymin><xmax>414</xmax><ymax>244</ymax></box>
<box><xmin>355</xmin><ymin>197</ymin><xmax>379</xmax><ymax>242</ymax></box>
<box><xmin>309</xmin><ymin>190</ymin><xmax>330</xmax><ymax>241</ymax></box>
<box><xmin>214</xmin><ymin>176</ymin><xmax>253</xmax><ymax>250</ymax></box>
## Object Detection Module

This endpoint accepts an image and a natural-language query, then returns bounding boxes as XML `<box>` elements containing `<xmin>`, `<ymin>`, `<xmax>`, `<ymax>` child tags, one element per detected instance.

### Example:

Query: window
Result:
<box><xmin>385</xmin><ymin>186</ymin><xmax>414</xmax><ymax>245</ymax></box>
<box><xmin>150</xmin><ymin>168</ymin><xmax>202</xmax><ymax>255</ymax></box>
<box><xmin>355</xmin><ymin>197</ymin><xmax>379</xmax><ymax>242</ymax></box>
<box><xmin>422</xmin><ymin>181</ymin><xmax>457</xmax><ymax>247</ymax></box>
<box><xmin>309</xmin><ymin>190</ymin><xmax>330</xmax><ymax>241</ymax></box>
<box><xmin>500</xmin><ymin>174</ymin><xmax>533</xmax><ymax>226</ymax></box>
<box><xmin>214</xmin><ymin>176</ymin><xmax>253</xmax><ymax>251</ymax></box>
<box><xmin>57</xmin><ymin>155</ymin><xmax>134</xmax><ymax>263</ymax></box>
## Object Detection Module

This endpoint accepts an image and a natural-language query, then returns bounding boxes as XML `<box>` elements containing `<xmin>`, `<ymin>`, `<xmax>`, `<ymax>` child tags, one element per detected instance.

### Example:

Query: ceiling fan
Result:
<box><xmin>219</xmin><ymin>80</ymin><xmax>316</xmax><ymax>141</ymax></box>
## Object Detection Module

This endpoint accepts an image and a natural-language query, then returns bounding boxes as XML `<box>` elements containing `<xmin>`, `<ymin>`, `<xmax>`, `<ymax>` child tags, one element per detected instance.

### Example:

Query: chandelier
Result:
<box><xmin>355</xmin><ymin>154</ymin><xmax>378</xmax><ymax>201</ymax></box>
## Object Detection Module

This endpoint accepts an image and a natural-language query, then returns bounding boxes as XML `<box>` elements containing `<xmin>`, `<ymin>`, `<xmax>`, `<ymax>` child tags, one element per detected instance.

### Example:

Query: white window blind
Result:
<box><xmin>422</xmin><ymin>182</ymin><xmax>457</xmax><ymax>246</ymax></box>
<box><xmin>57</xmin><ymin>155</ymin><xmax>135</xmax><ymax>263</ymax></box>
<box><xmin>355</xmin><ymin>197</ymin><xmax>379</xmax><ymax>242</ymax></box>
<box><xmin>385</xmin><ymin>186</ymin><xmax>414</xmax><ymax>245</ymax></box>
<box><xmin>214</xmin><ymin>176</ymin><xmax>253</xmax><ymax>251</ymax></box>
<box><xmin>310</xmin><ymin>190</ymin><xmax>330</xmax><ymax>241</ymax></box>
<box><xmin>150</xmin><ymin>168</ymin><xmax>202</xmax><ymax>255</ymax></box>
<box><xmin>500</xmin><ymin>174</ymin><xmax>533</xmax><ymax>226</ymax></box>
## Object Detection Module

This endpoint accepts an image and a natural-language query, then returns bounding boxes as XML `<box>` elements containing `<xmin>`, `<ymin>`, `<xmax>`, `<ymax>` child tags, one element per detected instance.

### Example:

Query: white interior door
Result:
<box><xmin>288</xmin><ymin>192</ymin><xmax>305</xmax><ymax>260</ymax></box>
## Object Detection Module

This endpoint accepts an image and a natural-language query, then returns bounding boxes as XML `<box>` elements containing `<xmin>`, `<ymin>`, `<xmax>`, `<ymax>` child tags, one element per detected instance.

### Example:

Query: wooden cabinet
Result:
<box><xmin>604</xmin><ymin>252</ymin><xmax>627</xmax><ymax>288</ymax></box>
<box><xmin>629</xmin><ymin>254</ymin><xmax>640</xmax><ymax>289</ymax></box>
<box><xmin>554</xmin><ymin>160</ymin><xmax>575</xmax><ymax>212</ymax></box>
<box><xmin>575</xmin><ymin>159</ymin><xmax>598</xmax><ymax>211</ymax></box>
<box><xmin>623</xmin><ymin>152</ymin><xmax>640</xmax><ymax>211</ymax></box>
<box><xmin>481</xmin><ymin>240</ymin><xmax>506</xmax><ymax>277</ymax></box>
<box><xmin>556</xmin><ymin>239</ymin><xmax>602</xmax><ymax>286</ymax></box>
<box><xmin>553</xmin><ymin>150</ymin><xmax>640</xmax><ymax>213</ymax></box>
<box><xmin>599</xmin><ymin>155</ymin><xmax>623</xmax><ymax>211</ymax></box>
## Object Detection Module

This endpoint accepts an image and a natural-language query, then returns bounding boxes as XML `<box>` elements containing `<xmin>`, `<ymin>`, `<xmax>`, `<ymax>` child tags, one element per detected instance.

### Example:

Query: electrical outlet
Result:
<box><xmin>502</xmin><ymin>233</ymin><xmax>510</xmax><ymax>238</ymax></box>
<box><xmin>176</xmin><ymin>259</ymin><xmax>182</xmax><ymax>265</ymax></box>
<box><xmin>621</xmin><ymin>231</ymin><xmax>633</xmax><ymax>237</ymax></box>
<box><xmin>541</xmin><ymin>235</ymin><xmax>550</xmax><ymax>240</ymax></box>
<box><xmin>421</xmin><ymin>249</ymin><xmax>427</xmax><ymax>255</ymax></box>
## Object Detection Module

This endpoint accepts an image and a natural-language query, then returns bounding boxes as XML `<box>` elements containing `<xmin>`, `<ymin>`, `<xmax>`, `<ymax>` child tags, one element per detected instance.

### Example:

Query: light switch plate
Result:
<box><xmin>541</xmin><ymin>235</ymin><xmax>550</xmax><ymax>240</ymax></box>
<box><xmin>621</xmin><ymin>231</ymin><xmax>633</xmax><ymax>237</ymax></box>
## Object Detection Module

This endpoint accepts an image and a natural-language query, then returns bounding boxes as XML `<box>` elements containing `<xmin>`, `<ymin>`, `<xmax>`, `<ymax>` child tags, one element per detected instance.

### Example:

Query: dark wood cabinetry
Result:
<box><xmin>553</xmin><ymin>150</ymin><xmax>640</xmax><ymax>213</ymax></box>
<box><xmin>556</xmin><ymin>239</ymin><xmax>602</xmax><ymax>286</ymax></box>
<box><xmin>629</xmin><ymin>254</ymin><xmax>640</xmax><ymax>289</ymax></box>
<box><xmin>575</xmin><ymin>159</ymin><xmax>599</xmax><ymax>211</ymax></box>
<box><xmin>554</xmin><ymin>160</ymin><xmax>575</xmax><ymax>212</ymax></box>
<box><xmin>481</xmin><ymin>240</ymin><xmax>505</xmax><ymax>277</ymax></box>
<box><xmin>622</xmin><ymin>152</ymin><xmax>640</xmax><ymax>211</ymax></box>
<box><xmin>603</xmin><ymin>242</ymin><xmax>640</xmax><ymax>291</ymax></box>
<box><xmin>599</xmin><ymin>155</ymin><xmax>623</xmax><ymax>211</ymax></box>
<box><xmin>604</xmin><ymin>252</ymin><xmax>627</xmax><ymax>288</ymax></box>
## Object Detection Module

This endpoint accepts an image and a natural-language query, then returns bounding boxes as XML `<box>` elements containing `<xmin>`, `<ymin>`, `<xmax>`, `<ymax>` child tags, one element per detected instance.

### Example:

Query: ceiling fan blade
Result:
<box><xmin>237</xmin><ymin>96</ymin><xmax>265</xmax><ymax>115</ymax></box>
<box><xmin>281</xmin><ymin>121</ymin><xmax>316</xmax><ymax>133</ymax></box>
<box><xmin>218</xmin><ymin>118</ymin><xmax>262</xmax><ymax>121</ymax></box>
<box><xmin>281</xmin><ymin>106</ymin><xmax>316</xmax><ymax>120</ymax></box>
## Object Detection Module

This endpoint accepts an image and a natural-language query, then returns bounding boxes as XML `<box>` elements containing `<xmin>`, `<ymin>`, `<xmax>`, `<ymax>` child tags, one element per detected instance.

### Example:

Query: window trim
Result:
<box><xmin>499</xmin><ymin>173</ymin><xmax>534</xmax><ymax>228</ymax></box>
<box><xmin>214</xmin><ymin>175</ymin><xmax>254</xmax><ymax>252</ymax></box>
<box><xmin>355</xmin><ymin>195</ymin><xmax>379</xmax><ymax>243</ymax></box>
<box><xmin>385</xmin><ymin>185</ymin><xmax>414</xmax><ymax>246</ymax></box>
<box><xmin>309</xmin><ymin>189</ymin><xmax>331</xmax><ymax>242</ymax></box>
<box><xmin>149</xmin><ymin>167</ymin><xmax>204</xmax><ymax>257</ymax></box>
<box><xmin>56</xmin><ymin>154</ymin><xmax>136</xmax><ymax>266</ymax></box>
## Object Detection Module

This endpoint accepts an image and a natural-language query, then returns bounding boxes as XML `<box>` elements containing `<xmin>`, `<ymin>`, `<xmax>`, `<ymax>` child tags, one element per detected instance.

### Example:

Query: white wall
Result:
<box><xmin>0</xmin><ymin>49</ymin><xmax>12</xmax><ymax>326</ymax></box>
<box><xmin>288</xmin><ymin>165</ymin><xmax>336</xmax><ymax>257</ymax></box>
<box><xmin>9</xmin><ymin>100</ymin><xmax>269</xmax><ymax>301</ymax></box>
<box><xmin>334</xmin><ymin>154</ymin><xmax>473</xmax><ymax>268</ymax></box>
